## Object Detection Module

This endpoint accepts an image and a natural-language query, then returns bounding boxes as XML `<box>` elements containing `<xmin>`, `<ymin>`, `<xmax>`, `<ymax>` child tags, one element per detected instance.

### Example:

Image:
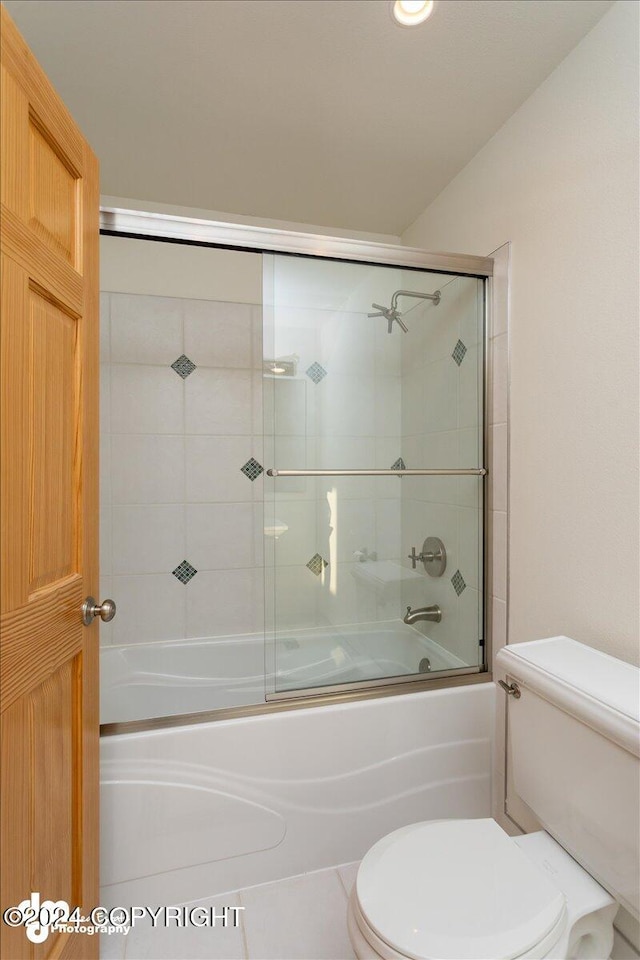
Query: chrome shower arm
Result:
<box><xmin>391</xmin><ymin>289</ymin><xmax>441</xmax><ymax>310</ymax></box>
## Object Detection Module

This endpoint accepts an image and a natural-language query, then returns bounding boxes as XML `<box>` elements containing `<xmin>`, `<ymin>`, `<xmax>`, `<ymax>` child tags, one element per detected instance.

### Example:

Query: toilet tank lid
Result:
<box><xmin>497</xmin><ymin>638</ymin><xmax>639</xmax><ymax>756</ymax></box>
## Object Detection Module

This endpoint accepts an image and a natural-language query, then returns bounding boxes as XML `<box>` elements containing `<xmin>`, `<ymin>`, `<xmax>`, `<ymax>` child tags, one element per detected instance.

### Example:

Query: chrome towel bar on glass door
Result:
<box><xmin>266</xmin><ymin>468</ymin><xmax>487</xmax><ymax>477</ymax></box>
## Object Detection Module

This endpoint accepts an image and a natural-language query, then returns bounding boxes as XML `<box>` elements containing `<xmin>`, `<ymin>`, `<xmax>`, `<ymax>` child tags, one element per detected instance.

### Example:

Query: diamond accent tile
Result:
<box><xmin>171</xmin><ymin>354</ymin><xmax>196</xmax><ymax>378</ymax></box>
<box><xmin>306</xmin><ymin>553</ymin><xmax>328</xmax><ymax>576</ymax></box>
<box><xmin>451</xmin><ymin>340</ymin><xmax>467</xmax><ymax>366</ymax></box>
<box><xmin>391</xmin><ymin>457</ymin><xmax>406</xmax><ymax>472</ymax></box>
<box><xmin>172</xmin><ymin>559</ymin><xmax>198</xmax><ymax>584</ymax></box>
<box><xmin>451</xmin><ymin>569</ymin><xmax>467</xmax><ymax>596</ymax></box>
<box><xmin>241</xmin><ymin>457</ymin><xmax>264</xmax><ymax>481</ymax></box>
<box><xmin>306</xmin><ymin>361</ymin><xmax>327</xmax><ymax>384</ymax></box>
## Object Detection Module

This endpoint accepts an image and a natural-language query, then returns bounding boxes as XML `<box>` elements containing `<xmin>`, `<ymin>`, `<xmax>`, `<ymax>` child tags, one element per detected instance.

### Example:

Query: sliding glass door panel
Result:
<box><xmin>264</xmin><ymin>254</ymin><xmax>485</xmax><ymax>698</ymax></box>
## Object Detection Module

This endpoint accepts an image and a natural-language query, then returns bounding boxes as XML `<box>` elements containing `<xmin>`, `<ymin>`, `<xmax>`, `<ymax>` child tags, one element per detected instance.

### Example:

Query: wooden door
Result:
<box><xmin>0</xmin><ymin>6</ymin><xmax>100</xmax><ymax>959</ymax></box>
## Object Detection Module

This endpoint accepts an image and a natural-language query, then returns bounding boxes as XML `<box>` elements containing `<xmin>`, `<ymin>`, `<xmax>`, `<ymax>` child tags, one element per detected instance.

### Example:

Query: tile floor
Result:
<box><xmin>99</xmin><ymin>862</ymin><xmax>360</xmax><ymax>960</ymax></box>
<box><xmin>97</xmin><ymin>861</ymin><xmax>639</xmax><ymax>960</ymax></box>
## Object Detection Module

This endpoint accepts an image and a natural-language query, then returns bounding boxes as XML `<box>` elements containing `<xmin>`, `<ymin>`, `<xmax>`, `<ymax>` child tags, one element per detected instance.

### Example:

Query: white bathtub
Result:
<box><xmin>100</xmin><ymin>681</ymin><xmax>494</xmax><ymax>907</ymax></box>
<box><xmin>100</xmin><ymin>620</ymin><xmax>469</xmax><ymax>724</ymax></box>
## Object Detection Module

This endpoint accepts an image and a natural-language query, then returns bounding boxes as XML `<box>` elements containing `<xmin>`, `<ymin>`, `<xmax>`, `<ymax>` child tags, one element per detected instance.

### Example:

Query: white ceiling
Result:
<box><xmin>6</xmin><ymin>0</ymin><xmax>613</xmax><ymax>235</ymax></box>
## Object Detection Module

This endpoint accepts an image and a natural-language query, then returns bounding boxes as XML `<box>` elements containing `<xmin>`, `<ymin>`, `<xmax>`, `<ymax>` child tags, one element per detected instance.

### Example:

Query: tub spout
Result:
<box><xmin>403</xmin><ymin>604</ymin><xmax>442</xmax><ymax>625</ymax></box>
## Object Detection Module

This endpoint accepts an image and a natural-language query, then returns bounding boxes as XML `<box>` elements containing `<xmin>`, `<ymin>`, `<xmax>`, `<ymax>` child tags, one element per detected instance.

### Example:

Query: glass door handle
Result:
<box><xmin>267</xmin><ymin>468</ymin><xmax>486</xmax><ymax>477</ymax></box>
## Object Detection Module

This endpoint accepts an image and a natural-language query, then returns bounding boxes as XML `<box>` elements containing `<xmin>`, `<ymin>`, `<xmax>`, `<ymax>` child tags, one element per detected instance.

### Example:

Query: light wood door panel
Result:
<box><xmin>1</xmin><ymin>6</ymin><xmax>99</xmax><ymax>959</ymax></box>
<box><xmin>28</xmin><ymin>119</ymin><xmax>80</xmax><ymax>267</ymax></box>
<box><xmin>28</xmin><ymin>287</ymin><xmax>79</xmax><ymax>593</ymax></box>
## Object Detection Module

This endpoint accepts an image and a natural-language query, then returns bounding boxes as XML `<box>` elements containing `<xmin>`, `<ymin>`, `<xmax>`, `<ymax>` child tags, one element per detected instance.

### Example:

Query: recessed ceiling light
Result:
<box><xmin>391</xmin><ymin>0</ymin><xmax>435</xmax><ymax>27</ymax></box>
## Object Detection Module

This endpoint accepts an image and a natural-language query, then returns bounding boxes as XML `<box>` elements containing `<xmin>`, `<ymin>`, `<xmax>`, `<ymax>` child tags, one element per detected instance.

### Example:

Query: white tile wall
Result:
<box><xmin>374</xmin><ymin>323</ymin><xmax>402</xmax><ymax>376</ymax></box>
<box><xmin>186</xmin><ymin>503</ymin><xmax>256</xmax><ymax>570</ymax></box>
<box><xmin>319</xmin><ymin>310</ymin><xmax>374</xmax><ymax>375</ymax></box>
<box><xmin>374</xmin><ymin>376</ymin><xmax>401</xmax><ymax>435</ymax></box>
<box><xmin>109</xmin><ymin>574</ymin><xmax>187</xmax><ymax>646</ymax></box>
<box><xmin>184</xmin><ymin>300</ymin><xmax>253</xmax><ymax>368</ymax></box>
<box><xmin>319</xmin><ymin>374</ymin><xmax>376</xmax><ymax>437</ymax></box>
<box><xmin>186</xmin><ymin>569</ymin><xmax>264</xmax><ymax>639</ymax></box>
<box><xmin>110</xmin><ymin>294</ymin><xmax>183</xmax><ymax>365</ymax></box>
<box><xmin>186</xmin><ymin>437</ymin><xmax>261</xmax><ymax>503</ymax></box>
<box><xmin>112</xmin><ymin>505</ymin><xmax>185</xmax><ymax>576</ymax></box>
<box><xmin>271</xmin><ymin>565</ymin><xmax>320</xmax><ymax>631</ymax></box>
<box><xmin>185</xmin><ymin>368</ymin><xmax>253</xmax><ymax>435</ymax></box>
<box><xmin>111</xmin><ymin>364</ymin><xmax>184</xmax><ymax>434</ymax></box>
<box><xmin>111</xmin><ymin>435</ymin><xmax>185</xmax><ymax>504</ymax></box>
<box><xmin>100</xmin><ymin>293</ymin><xmax>264</xmax><ymax>647</ymax></box>
<box><xmin>271</xmin><ymin>501</ymin><xmax>319</xmax><ymax>567</ymax></box>
<box><xmin>375</xmin><ymin>499</ymin><xmax>401</xmax><ymax>560</ymax></box>
<box><xmin>420</xmin><ymin>358</ymin><xmax>459</xmax><ymax>434</ymax></box>
<box><xmin>329</xmin><ymin>499</ymin><xmax>377</xmax><ymax>564</ymax></box>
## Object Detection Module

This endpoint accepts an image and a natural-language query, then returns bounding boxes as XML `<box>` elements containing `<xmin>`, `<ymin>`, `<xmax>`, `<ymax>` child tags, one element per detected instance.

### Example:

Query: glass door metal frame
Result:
<box><xmin>99</xmin><ymin>207</ymin><xmax>494</xmax><ymax>732</ymax></box>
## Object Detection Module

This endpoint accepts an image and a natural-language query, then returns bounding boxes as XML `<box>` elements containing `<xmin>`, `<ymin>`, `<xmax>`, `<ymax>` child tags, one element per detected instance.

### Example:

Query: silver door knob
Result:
<box><xmin>82</xmin><ymin>596</ymin><xmax>116</xmax><ymax>626</ymax></box>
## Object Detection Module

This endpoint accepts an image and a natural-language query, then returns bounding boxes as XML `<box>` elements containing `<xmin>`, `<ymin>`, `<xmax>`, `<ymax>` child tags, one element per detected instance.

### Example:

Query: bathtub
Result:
<box><xmin>100</xmin><ymin>681</ymin><xmax>494</xmax><ymax>907</ymax></box>
<box><xmin>100</xmin><ymin>619</ymin><xmax>469</xmax><ymax>724</ymax></box>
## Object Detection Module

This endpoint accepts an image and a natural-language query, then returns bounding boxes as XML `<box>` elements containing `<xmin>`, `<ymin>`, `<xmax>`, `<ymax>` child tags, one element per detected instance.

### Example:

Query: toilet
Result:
<box><xmin>347</xmin><ymin>637</ymin><xmax>640</xmax><ymax>960</ymax></box>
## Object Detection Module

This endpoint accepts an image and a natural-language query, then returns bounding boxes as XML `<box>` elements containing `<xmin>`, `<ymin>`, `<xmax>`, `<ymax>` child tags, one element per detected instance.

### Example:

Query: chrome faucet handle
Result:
<box><xmin>408</xmin><ymin>545</ymin><xmax>436</xmax><ymax>567</ymax></box>
<box><xmin>408</xmin><ymin>538</ymin><xmax>447</xmax><ymax>578</ymax></box>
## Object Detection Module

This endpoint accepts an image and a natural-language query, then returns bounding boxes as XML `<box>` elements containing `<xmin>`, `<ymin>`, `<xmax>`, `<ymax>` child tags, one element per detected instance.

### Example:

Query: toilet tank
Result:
<box><xmin>496</xmin><ymin>637</ymin><xmax>640</xmax><ymax>921</ymax></box>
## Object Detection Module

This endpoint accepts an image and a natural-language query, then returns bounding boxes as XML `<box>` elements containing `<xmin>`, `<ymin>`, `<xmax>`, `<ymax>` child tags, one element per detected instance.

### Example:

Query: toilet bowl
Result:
<box><xmin>347</xmin><ymin>819</ymin><xmax>617</xmax><ymax>960</ymax></box>
<box><xmin>348</xmin><ymin>638</ymin><xmax>639</xmax><ymax>960</ymax></box>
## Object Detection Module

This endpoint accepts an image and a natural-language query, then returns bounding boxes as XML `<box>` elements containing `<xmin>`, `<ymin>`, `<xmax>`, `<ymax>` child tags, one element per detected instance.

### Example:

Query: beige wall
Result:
<box><xmin>402</xmin><ymin>1</ymin><xmax>639</xmax><ymax>665</ymax></box>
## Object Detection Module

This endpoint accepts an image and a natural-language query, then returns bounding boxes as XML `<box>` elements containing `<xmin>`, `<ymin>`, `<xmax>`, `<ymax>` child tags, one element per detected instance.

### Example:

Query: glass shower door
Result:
<box><xmin>263</xmin><ymin>253</ymin><xmax>485</xmax><ymax>699</ymax></box>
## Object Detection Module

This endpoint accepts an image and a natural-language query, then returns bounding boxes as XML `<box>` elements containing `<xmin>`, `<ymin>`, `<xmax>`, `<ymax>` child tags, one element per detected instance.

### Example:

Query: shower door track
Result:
<box><xmin>99</xmin><ymin>207</ymin><xmax>495</xmax><ymax>736</ymax></box>
<box><xmin>100</xmin><ymin>671</ymin><xmax>490</xmax><ymax>736</ymax></box>
<box><xmin>100</xmin><ymin>207</ymin><xmax>494</xmax><ymax>276</ymax></box>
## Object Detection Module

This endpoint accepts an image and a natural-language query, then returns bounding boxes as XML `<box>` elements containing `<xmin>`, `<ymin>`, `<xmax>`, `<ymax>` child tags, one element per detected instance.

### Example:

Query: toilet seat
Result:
<box><xmin>353</xmin><ymin>819</ymin><xmax>568</xmax><ymax>960</ymax></box>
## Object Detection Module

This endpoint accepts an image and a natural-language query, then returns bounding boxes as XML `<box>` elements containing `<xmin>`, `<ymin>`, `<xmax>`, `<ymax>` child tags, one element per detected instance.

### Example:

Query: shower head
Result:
<box><xmin>368</xmin><ymin>303</ymin><xmax>409</xmax><ymax>333</ymax></box>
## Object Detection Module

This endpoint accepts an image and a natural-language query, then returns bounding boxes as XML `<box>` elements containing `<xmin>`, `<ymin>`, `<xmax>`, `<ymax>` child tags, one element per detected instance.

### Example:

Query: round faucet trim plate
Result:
<box><xmin>422</xmin><ymin>536</ymin><xmax>446</xmax><ymax>577</ymax></box>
